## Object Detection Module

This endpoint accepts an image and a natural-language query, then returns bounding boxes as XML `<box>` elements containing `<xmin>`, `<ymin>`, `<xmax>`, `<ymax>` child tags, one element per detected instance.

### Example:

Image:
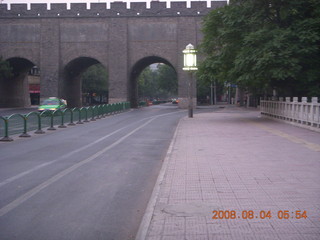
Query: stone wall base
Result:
<box><xmin>178</xmin><ymin>98</ymin><xmax>197</xmax><ymax>109</ymax></box>
<box><xmin>109</xmin><ymin>98</ymin><xmax>127</xmax><ymax>104</ymax></box>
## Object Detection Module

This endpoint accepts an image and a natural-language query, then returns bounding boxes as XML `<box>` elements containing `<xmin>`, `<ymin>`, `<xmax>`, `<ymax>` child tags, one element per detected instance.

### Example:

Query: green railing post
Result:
<box><xmin>6</xmin><ymin>114</ymin><xmax>31</xmax><ymax>137</ymax></box>
<box><xmin>40</xmin><ymin>111</ymin><xmax>51</xmax><ymax>132</ymax></box>
<box><xmin>90</xmin><ymin>106</ymin><xmax>96</xmax><ymax>121</ymax></box>
<box><xmin>0</xmin><ymin>101</ymin><xmax>130</xmax><ymax>143</ymax></box>
<box><xmin>106</xmin><ymin>104</ymin><xmax>111</xmax><ymax>115</ymax></box>
<box><xmin>74</xmin><ymin>108</ymin><xmax>83</xmax><ymax>124</ymax></box>
<box><xmin>108</xmin><ymin>104</ymin><xmax>112</xmax><ymax>114</ymax></box>
<box><xmin>100</xmin><ymin>104</ymin><xmax>104</xmax><ymax>117</ymax></box>
<box><xmin>101</xmin><ymin>104</ymin><xmax>106</xmax><ymax>118</ymax></box>
<box><xmin>112</xmin><ymin>103</ymin><xmax>116</xmax><ymax>114</ymax></box>
<box><xmin>68</xmin><ymin>109</ymin><xmax>76</xmax><ymax>126</ymax></box>
<box><xmin>99</xmin><ymin>105</ymin><xmax>102</xmax><ymax>118</ymax></box>
<box><xmin>104</xmin><ymin>104</ymin><xmax>108</xmax><ymax>116</ymax></box>
<box><xmin>102</xmin><ymin>104</ymin><xmax>106</xmax><ymax>116</ymax></box>
<box><xmin>0</xmin><ymin>116</ymin><xmax>13</xmax><ymax>141</ymax></box>
<box><xmin>47</xmin><ymin>111</ymin><xmax>56</xmax><ymax>130</ymax></box>
<box><xmin>81</xmin><ymin>107</ymin><xmax>89</xmax><ymax>122</ymax></box>
<box><xmin>20</xmin><ymin>114</ymin><xmax>31</xmax><ymax>137</ymax></box>
<box><xmin>97</xmin><ymin>105</ymin><xmax>100</xmax><ymax>118</ymax></box>
<box><xmin>95</xmin><ymin>106</ymin><xmax>101</xmax><ymax>119</ymax></box>
<box><xmin>26</xmin><ymin>112</ymin><xmax>45</xmax><ymax>134</ymax></box>
<box><xmin>96</xmin><ymin>105</ymin><xmax>100</xmax><ymax>118</ymax></box>
<box><xmin>100</xmin><ymin>105</ymin><xmax>104</xmax><ymax>117</ymax></box>
<box><xmin>59</xmin><ymin>110</ymin><xmax>67</xmax><ymax>128</ymax></box>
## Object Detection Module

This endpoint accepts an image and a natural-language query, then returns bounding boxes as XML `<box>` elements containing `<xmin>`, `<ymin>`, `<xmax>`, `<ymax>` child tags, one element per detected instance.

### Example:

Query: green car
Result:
<box><xmin>38</xmin><ymin>97</ymin><xmax>67</xmax><ymax>112</ymax></box>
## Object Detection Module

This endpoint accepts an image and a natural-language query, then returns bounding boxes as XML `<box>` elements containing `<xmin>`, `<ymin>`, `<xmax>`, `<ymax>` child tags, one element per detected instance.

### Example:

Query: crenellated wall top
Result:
<box><xmin>0</xmin><ymin>1</ymin><xmax>227</xmax><ymax>18</ymax></box>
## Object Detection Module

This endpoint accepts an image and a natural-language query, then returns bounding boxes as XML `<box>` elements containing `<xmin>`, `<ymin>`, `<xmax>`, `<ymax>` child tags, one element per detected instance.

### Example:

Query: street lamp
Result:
<box><xmin>183</xmin><ymin>43</ymin><xmax>198</xmax><ymax>118</ymax></box>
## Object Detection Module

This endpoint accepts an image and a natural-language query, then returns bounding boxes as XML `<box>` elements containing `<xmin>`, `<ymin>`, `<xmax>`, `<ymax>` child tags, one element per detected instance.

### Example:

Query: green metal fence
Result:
<box><xmin>0</xmin><ymin>102</ymin><xmax>131</xmax><ymax>142</ymax></box>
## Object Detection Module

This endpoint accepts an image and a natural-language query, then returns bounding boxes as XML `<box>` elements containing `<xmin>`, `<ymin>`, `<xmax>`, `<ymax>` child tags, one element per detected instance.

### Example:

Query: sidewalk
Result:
<box><xmin>136</xmin><ymin>107</ymin><xmax>320</xmax><ymax>240</ymax></box>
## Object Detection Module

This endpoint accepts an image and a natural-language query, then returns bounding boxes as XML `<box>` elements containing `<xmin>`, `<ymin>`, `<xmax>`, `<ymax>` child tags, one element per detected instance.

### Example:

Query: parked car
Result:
<box><xmin>38</xmin><ymin>97</ymin><xmax>67</xmax><ymax>112</ymax></box>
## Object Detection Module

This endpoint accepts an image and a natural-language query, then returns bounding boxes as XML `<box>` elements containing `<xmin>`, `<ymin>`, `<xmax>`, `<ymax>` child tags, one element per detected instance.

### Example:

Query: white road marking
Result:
<box><xmin>0</xmin><ymin>111</ymin><xmax>182</xmax><ymax>188</ymax></box>
<box><xmin>0</xmin><ymin>110</ymin><xmax>185</xmax><ymax>217</ymax></box>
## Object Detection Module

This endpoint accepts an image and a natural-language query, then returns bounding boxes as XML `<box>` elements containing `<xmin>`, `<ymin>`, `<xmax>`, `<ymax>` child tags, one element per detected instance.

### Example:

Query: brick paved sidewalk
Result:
<box><xmin>136</xmin><ymin>108</ymin><xmax>320</xmax><ymax>240</ymax></box>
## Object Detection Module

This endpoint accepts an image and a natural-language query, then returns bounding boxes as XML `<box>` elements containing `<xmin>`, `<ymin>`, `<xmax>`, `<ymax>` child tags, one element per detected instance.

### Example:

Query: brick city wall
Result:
<box><xmin>0</xmin><ymin>1</ymin><xmax>227</xmax><ymax>107</ymax></box>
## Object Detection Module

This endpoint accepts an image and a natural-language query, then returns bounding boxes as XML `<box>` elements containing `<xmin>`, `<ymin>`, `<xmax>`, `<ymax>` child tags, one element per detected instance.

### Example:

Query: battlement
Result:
<box><xmin>0</xmin><ymin>1</ymin><xmax>227</xmax><ymax>18</ymax></box>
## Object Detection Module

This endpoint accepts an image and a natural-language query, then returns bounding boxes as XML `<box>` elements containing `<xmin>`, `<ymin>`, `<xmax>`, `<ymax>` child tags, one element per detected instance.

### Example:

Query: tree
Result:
<box><xmin>0</xmin><ymin>57</ymin><xmax>13</xmax><ymax>80</ymax></box>
<box><xmin>197</xmin><ymin>79</ymin><xmax>224</xmax><ymax>105</ymax></box>
<box><xmin>138</xmin><ymin>64</ymin><xmax>177</xmax><ymax>100</ymax></box>
<box><xmin>157</xmin><ymin>64</ymin><xmax>177</xmax><ymax>97</ymax></box>
<box><xmin>82</xmin><ymin>64</ymin><xmax>108</xmax><ymax>104</ymax></box>
<box><xmin>138</xmin><ymin>66</ymin><xmax>157</xmax><ymax>99</ymax></box>
<box><xmin>199</xmin><ymin>0</ymin><xmax>320</xmax><ymax>98</ymax></box>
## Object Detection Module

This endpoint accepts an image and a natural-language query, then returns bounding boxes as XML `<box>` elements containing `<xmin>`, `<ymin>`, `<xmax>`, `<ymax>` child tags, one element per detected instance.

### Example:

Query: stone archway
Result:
<box><xmin>63</xmin><ymin>57</ymin><xmax>105</xmax><ymax>108</ymax></box>
<box><xmin>129</xmin><ymin>56</ymin><xmax>176</xmax><ymax>108</ymax></box>
<box><xmin>0</xmin><ymin>57</ymin><xmax>36</xmax><ymax>107</ymax></box>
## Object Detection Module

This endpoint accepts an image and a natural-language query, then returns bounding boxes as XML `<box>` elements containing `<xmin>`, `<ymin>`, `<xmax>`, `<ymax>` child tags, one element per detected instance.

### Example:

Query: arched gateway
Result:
<box><xmin>0</xmin><ymin>1</ymin><xmax>227</xmax><ymax>108</ymax></box>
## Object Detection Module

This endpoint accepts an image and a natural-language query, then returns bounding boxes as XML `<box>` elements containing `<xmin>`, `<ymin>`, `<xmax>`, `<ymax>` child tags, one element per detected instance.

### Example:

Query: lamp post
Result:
<box><xmin>183</xmin><ymin>43</ymin><xmax>198</xmax><ymax>118</ymax></box>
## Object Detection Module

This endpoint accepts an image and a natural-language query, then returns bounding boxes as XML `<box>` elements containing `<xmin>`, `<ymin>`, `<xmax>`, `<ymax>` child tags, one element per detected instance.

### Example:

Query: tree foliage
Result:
<box><xmin>138</xmin><ymin>64</ymin><xmax>177</xmax><ymax>99</ymax></box>
<box><xmin>198</xmin><ymin>0</ymin><xmax>320</xmax><ymax>97</ymax></box>
<box><xmin>138</xmin><ymin>66</ymin><xmax>158</xmax><ymax>99</ymax></box>
<box><xmin>0</xmin><ymin>57</ymin><xmax>13</xmax><ymax>80</ymax></box>
<box><xmin>82</xmin><ymin>64</ymin><xmax>108</xmax><ymax>95</ymax></box>
<box><xmin>157</xmin><ymin>64</ymin><xmax>178</xmax><ymax>94</ymax></box>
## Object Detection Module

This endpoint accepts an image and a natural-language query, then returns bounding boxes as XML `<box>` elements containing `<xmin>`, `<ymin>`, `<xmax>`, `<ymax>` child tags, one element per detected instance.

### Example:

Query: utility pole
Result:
<box><xmin>210</xmin><ymin>80</ymin><xmax>217</xmax><ymax>105</ymax></box>
<box><xmin>228</xmin><ymin>84</ymin><xmax>231</xmax><ymax>104</ymax></box>
<box><xmin>235</xmin><ymin>86</ymin><xmax>239</xmax><ymax>105</ymax></box>
<box><xmin>214</xmin><ymin>81</ymin><xmax>217</xmax><ymax>105</ymax></box>
<box><xmin>210</xmin><ymin>81</ymin><xmax>213</xmax><ymax>105</ymax></box>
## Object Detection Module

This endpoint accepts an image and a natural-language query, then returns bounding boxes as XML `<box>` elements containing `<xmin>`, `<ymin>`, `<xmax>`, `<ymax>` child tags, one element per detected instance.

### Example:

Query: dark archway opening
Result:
<box><xmin>63</xmin><ymin>57</ymin><xmax>108</xmax><ymax>108</ymax></box>
<box><xmin>130</xmin><ymin>56</ymin><xmax>177</xmax><ymax>108</ymax></box>
<box><xmin>82</xmin><ymin>64</ymin><xmax>109</xmax><ymax>106</ymax></box>
<box><xmin>0</xmin><ymin>57</ymin><xmax>36</xmax><ymax>107</ymax></box>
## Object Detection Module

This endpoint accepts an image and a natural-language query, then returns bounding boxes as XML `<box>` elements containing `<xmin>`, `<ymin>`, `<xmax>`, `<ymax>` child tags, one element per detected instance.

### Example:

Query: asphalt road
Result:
<box><xmin>0</xmin><ymin>104</ymin><xmax>186</xmax><ymax>240</ymax></box>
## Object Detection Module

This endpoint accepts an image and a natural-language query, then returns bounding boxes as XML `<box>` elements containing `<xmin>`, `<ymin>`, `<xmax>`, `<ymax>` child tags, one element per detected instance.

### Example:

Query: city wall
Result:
<box><xmin>0</xmin><ymin>1</ymin><xmax>227</xmax><ymax>107</ymax></box>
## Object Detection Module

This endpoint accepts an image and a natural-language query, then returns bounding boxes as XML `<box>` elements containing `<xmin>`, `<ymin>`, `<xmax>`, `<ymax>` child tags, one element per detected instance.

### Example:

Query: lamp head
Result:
<box><xmin>183</xmin><ymin>43</ymin><xmax>198</xmax><ymax>71</ymax></box>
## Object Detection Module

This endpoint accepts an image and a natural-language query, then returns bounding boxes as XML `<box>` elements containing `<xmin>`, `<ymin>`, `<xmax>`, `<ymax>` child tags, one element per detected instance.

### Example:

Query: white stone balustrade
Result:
<box><xmin>260</xmin><ymin>97</ymin><xmax>320</xmax><ymax>131</ymax></box>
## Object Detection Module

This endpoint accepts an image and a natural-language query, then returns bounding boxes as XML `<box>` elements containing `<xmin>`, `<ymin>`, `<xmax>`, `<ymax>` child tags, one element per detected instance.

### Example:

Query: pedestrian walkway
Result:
<box><xmin>136</xmin><ymin>107</ymin><xmax>320</xmax><ymax>240</ymax></box>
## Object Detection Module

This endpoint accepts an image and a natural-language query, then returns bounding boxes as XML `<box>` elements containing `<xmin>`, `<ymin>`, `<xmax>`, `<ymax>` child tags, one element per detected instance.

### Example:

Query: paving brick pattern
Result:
<box><xmin>143</xmin><ymin>108</ymin><xmax>320</xmax><ymax>240</ymax></box>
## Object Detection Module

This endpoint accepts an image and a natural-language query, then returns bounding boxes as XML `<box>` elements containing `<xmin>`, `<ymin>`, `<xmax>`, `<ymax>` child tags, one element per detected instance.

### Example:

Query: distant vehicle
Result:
<box><xmin>172</xmin><ymin>98</ymin><xmax>179</xmax><ymax>104</ymax></box>
<box><xmin>38</xmin><ymin>97</ymin><xmax>67</xmax><ymax>112</ymax></box>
